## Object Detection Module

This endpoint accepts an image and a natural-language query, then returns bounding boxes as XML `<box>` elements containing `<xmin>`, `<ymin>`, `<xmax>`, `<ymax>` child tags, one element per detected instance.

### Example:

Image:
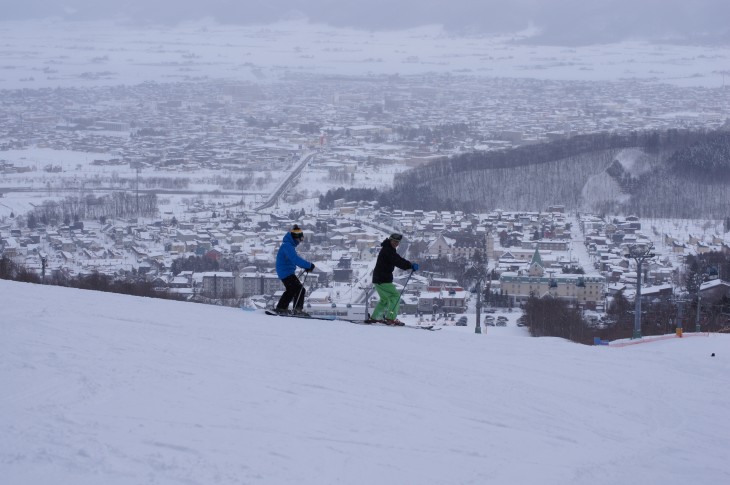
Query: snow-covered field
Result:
<box><xmin>1</xmin><ymin>19</ymin><xmax>728</xmax><ymax>89</ymax></box>
<box><xmin>2</xmin><ymin>279</ymin><xmax>728</xmax><ymax>484</ymax></box>
<box><xmin>0</xmin><ymin>145</ymin><xmax>410</xmax><ymax>219</ymax></box>
<box><xmin>0</xmin><ymin>146</ymin><xmax>285</xmax><ymax>220</ymax></box>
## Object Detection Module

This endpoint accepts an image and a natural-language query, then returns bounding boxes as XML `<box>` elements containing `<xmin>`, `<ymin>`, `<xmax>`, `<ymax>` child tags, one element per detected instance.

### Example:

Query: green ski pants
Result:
<box><xmin>371</xmin><ymin>283</ymin><xmax>401</xmax><ymax>320</ymax></box>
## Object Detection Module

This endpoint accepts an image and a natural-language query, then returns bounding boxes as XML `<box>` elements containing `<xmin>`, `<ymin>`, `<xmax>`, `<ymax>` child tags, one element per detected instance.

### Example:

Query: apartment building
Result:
<box><xmin>499</xmin><ymin>249</ymin><xmax>605</xmax><ymax>308</ymax></box>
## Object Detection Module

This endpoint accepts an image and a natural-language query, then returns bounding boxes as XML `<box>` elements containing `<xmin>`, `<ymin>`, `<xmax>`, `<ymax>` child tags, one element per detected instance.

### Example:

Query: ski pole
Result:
<box><xmin>294</xmin><ymin>268</ymin><xmax>309</xmax><ymax>309</ymax></box>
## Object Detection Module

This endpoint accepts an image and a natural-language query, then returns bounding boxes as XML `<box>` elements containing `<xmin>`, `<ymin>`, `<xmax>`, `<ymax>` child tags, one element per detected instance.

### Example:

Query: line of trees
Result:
<box><xmin>519</xmin><ymin>297</ymin><xmax>591</xmax><ymax>344</ymax></box>
<box><xmin>0</xmin><ymin>255</ymin><xmax>182</xmax><ymax>300</ymax></box>
<box><xmin>319</xmin><ymin>187</ymin><xmax>380</xmax><ymax>209</ymax></box>
<box><xmin>388</xmin><ymin>128</ymin><xmax>730</xmax><ymax>216</ymax></box>
<box><xmin>170</xmin><ymin>254</ymin><xmax>221</xmax><ymax>275</ymax></box>
<box><xmin>23</xmin><ymin>192</ymin><xmax>157</xmax><ymax>228</ymax></box>
<box><xmin>682</xmin><ymin>251</ymin><xmax>730</xmax><ymax>332</ymax></box>
<box><xmin>518</xmin><ymin>293</ymin><xmax>687</xmax><ymax>344</ymax></box>
<box><xmin>0</xmin><ymin>255</ymin><xmax>42</xmax><ymax>283</ymax></box>
<box><xmin>666</xmin><ymin>131</ymin><xmax>730</xmax><ymax>182</ymax></box>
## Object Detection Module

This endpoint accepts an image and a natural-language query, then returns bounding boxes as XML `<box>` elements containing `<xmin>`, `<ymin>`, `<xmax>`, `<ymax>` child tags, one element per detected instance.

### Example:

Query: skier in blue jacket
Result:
<box><xmin>275</xmin><ymin>225</ymin><xmax>315</xmax><ymax>315</ymax></box>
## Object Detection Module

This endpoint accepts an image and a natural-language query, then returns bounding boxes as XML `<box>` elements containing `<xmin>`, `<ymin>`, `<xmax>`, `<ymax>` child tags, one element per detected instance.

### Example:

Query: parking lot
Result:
<box><xmin>410</xmin><ymin>307</ymin><xmax>528</xmax><ymax>335</ymax></box>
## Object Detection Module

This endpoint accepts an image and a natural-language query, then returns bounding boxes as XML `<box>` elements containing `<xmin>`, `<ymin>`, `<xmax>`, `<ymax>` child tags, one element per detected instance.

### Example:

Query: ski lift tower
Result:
<box><xmin>690</xmin><ymin>268</ymin><xmax>714</xmax><ymax>333</ymax></box>
<box><xmin>474</xmin><ymin>277</ymin><xmax>483</xmax><ymax>334</ymax></box>
<box><xmin>467</xmin><ymin>256</ymin><xmax>489</xmax><ymax>335</ymax></box>
<box><xmin>624</xmin><ymin>243</ymin><xmax>655</xmax><ymax>339</ymax></box>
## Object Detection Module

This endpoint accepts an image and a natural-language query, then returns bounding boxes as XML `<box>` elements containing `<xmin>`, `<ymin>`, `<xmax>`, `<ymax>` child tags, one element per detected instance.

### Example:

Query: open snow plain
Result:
<box><xmin>1</xmin><ymin>18</ymin><xmax>729</xmax><ymax>89</ymax></box>
<box><xmin>2</xmin><ymin>279</ymin><xmax>729</xmax><ymax>484</ymax></box>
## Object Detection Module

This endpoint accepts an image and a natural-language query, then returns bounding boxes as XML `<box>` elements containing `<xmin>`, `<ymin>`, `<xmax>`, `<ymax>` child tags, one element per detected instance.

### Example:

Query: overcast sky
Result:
<box><xmin>6</xmin><ymin>0</ymin><xmax>730</xmax><ymax>45</ymax></box>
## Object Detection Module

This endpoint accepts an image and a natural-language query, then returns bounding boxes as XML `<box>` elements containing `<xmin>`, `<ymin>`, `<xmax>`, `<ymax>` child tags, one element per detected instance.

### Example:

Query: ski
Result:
<box><xmin>264</xmin><ymin>310</ymin><xmax>337</xmax><ymax>321</ymax></box>
<box><xmin>263</xmin><ymin>310</ymin><xmax>439</xmax><ymax>330</ymax></box>
<box><xmin>351</xmin><ymin>320</ymin><xmax>440</xmax><ymax>331</ymax></box>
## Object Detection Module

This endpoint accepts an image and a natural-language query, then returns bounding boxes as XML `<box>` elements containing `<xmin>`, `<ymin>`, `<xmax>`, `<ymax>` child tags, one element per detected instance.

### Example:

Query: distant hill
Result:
<box><xmin>7</xmin><ymin>1</ymin><xmax>730</xmax><ymax>47</ymax></box>
<box><xmin>382</xmin><ymin>129</ymin><xmax>730</xmax><ymax>218</ymax></box>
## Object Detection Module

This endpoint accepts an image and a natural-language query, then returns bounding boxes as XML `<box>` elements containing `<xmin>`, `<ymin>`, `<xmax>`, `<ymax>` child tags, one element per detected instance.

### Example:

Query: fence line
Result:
<box><xmin>609</xmin><ymin>332</ymin><xmax>710</xmax><ymax>348</ymax></box>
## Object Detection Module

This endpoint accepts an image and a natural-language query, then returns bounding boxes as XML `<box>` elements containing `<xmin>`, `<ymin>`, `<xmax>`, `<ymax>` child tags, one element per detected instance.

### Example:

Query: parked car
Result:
<box><xmin>456</xmin><ymin>316</ymin><xmax>468</xmax><ymax>326</ymax></box>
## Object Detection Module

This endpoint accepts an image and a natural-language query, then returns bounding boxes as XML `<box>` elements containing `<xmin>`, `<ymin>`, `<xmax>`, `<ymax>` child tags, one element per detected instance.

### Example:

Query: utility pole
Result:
<box><xmin>475</xmin><ymin>277</ymin><xmax>482</xmax><ymax>334</ymax></box>
<box><xmin>364</xmin><ymin>286</ymin><xmax>373</xmax><ymax>320</ymax></box>
<box><xmin>136</xmin><ymin>165</ymin><xmax>140</xmax><ymax>215</ymax></box>
<box><xmin>695</xmin><ymin>293</ymin><xmax>702</xmax><ymax>333</ymax></box>
<box><xmin>39</xmin><ymin>252</ymin><xmax>47</xmax><ymax>284</ymax></box>
<box><xmin>625</xmin><ymin>243</ymin><xmax>655</xmax><ymax>339</ymax></box>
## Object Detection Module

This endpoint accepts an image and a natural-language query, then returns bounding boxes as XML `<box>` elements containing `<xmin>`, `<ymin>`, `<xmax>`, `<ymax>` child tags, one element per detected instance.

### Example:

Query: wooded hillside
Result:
<box><xmin>321</xmin><ymin>129</ymin><xmax>730</xmax><ymax>218</ymax></box>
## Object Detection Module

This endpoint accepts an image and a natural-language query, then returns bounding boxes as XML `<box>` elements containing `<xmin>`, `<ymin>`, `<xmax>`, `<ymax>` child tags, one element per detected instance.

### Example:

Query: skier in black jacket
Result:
<box><xmin>370</xmin><ymin>233</ymin><xmax>419</xmax><ymax>325</ymax></box>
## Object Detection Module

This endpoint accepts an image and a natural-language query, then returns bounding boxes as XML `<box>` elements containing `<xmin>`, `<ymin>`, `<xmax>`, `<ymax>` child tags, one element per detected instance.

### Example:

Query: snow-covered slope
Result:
<box><xmin>2</xmin><ymin>280</ymin><xmax>728</xmax><ymax>484</ymax></box>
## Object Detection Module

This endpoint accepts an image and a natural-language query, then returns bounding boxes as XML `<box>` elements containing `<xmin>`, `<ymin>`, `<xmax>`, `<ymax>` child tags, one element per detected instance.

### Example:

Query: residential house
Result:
<box><xmin>426</xmin><ymin>234</ymin><xmax>454</xmax><ymax>259</ymax></box>
<box><xmin>417</xmin><ymin>286</ymin><xmax>468</xmax><ymax>314</ymax></box>
<box><xmin>699</xmin><ymin>279</ymin><xmax>730</xmax><ymax>303</ymax></box>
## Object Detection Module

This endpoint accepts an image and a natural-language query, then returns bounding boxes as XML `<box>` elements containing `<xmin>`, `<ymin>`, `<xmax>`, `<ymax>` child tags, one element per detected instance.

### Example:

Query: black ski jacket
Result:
<box><xmin>372</xmin><ymin>238</ymin><xmax>414</xmax><ymax>284</ymax></box>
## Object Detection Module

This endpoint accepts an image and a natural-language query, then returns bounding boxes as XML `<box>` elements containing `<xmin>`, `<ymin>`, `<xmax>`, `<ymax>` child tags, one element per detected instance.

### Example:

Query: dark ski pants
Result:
<box><xmin>277</xmin><ymin>274</ymin><xmax>306</xmax><ymax>311</ymax></box>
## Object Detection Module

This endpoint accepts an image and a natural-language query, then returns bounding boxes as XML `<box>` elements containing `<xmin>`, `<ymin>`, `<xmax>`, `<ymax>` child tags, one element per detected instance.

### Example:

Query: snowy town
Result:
<box><xmin>2</xmin><ymin>195</ymin><xmax>729</xmax><ymax>327</ymax></box>
<box><xmin>2</xmin><ymin>73</ymin><xmax>730</xmax><ymax>328</ymax></box>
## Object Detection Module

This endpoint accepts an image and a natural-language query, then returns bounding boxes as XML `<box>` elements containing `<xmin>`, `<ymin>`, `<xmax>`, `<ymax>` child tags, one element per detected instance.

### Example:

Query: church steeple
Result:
<box><xmin>527</xmin><ymin>247</ymin><xmax>545</xmax><ymax>277</ymax></box>
<box><xmin>530</xmin><ymin>247</ymin><xmax>543</xmax><ymax>268</ymax></box>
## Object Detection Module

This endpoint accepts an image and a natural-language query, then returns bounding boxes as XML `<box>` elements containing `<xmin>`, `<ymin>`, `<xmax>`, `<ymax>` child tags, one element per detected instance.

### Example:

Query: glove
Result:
<box><xmin>412</xmin><ymin>263</ymin><xmax>419</xmax><ymax>271</ymax></box>
<box><xmin>306</xmin><ymin>263</ymin><xmax>315</xmax><ymax>273</ymax></box>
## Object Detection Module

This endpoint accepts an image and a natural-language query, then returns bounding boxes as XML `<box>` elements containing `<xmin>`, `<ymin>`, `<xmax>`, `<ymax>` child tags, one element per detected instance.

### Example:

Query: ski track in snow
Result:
<box><xmin>2</xmin><ymin>280</ymin><xmax>730</xmax><ymax>484</ymax></box>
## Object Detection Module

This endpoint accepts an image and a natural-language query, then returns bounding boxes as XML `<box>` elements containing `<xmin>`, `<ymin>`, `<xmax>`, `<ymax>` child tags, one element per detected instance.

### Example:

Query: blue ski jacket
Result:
<box><xmin>275</xmin><ymin>232</ymin><xmax>313</xmax><ymax>279</ymax></box>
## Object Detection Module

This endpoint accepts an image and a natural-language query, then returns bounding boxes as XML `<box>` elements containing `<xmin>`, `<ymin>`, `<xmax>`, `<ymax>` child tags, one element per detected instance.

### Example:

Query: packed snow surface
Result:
<box><xmin>2</xmin><ymin>279</ymin><xmax>729</xmax><ymax>484</ymax></box>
